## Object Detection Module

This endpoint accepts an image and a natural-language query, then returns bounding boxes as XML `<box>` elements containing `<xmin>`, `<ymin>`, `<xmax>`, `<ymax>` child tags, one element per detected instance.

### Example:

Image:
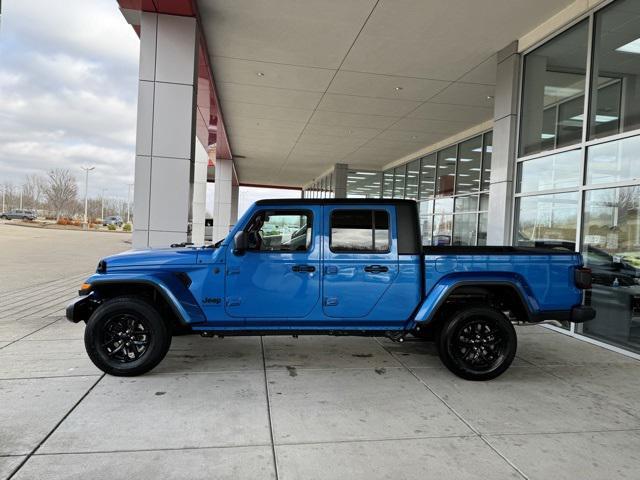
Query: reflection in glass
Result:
<box><xmin>432</xmin><ymin>214</ymin><xmax>453</xmax><ymax>246</ymax></box>
<box><xmin>479</xmin><ymin>193</ymin><xmax>489</xmax><ymax>212</ymax></box>
<box><xmin>586</xmin><ymin>135</ymin><xmax>640</xmax><ymax>185</ymax></box>
<box><xmin>518</xmin><ymin>149</ymin><xmax>581</xmax><ymax>193</ymax></box>
<box><xmin>456</xmin><ymin>136</ymin><xmax>482</xmax><ymax>194</ymax></box>
<box><xmin>481</xmin><ymin>132</ymin><xmax>492</xmax><ymax>191</ymax></box>
<box><xmin>581</xmin><ymin>186</ymin><xmax>640</xmax><ymax>352</ymax></box>
<box><xmin>453</xmin><ymin>214</ymin><xmax>478</xmax><ymax>246</ymax></box>
<box><xmin>477</xmin><ymin>213</ymin><xmax>488</xmax><ymax>246</ymax></box>
<box><xmin>419</xmin><ymin>154</ymin><xmax>437</xmax><ymax>199</ymax></box>
<box><xmin>393</xmin><ymin>165</ymin><xmax>406</xmax><ymax>198</ymax></box>
<box><xmin>589</xmin><ymin>0</ymin><xmax>640</xmax><ymax>139</ymax></box>
<box><xmin>419</xmin><ymin>200</ymin><xmax>433</xmax><ymax>246</ymax></box>
<box><xmin>405</xmin><ymin>160</ymin><xmax>420</xmax><ymax>200</ymax></box>
<box><xmin>382</xmin><ymin>170</ymin><xmax>394</xmax><ymax>198</ymax></box>
<box><xmin>454</xmin><ymin>195</ymin><xmax>478</xmax><ymax>213</ymax></box>
<box><xmin>436</xmin><ymin>146</ymin><xmax>456</xmax><ymax>196</ymax></box>
<box><xmin>515</xmin><ymin>192</ymin><xmax>579</xmax><ymax>246</ymax></box>
<box><xmin>520</xmin><ymin>20</ymin><xmax>589</xmax><ymax>156</ymax></box>
<box><xmin>330</xmin><ymin>210</ymin><xmax>389</xmax><ymax>252</ymax></box>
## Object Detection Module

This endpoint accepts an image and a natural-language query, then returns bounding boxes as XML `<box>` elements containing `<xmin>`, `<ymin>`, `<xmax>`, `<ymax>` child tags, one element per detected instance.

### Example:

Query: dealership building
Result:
<box><xmin>117</xmin><ymin>0</ymin><xmax>640</xmax><ymax>356</ymax></box>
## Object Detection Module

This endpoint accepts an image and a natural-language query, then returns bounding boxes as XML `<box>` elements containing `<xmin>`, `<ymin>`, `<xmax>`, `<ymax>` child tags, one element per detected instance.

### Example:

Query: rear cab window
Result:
<box><xmin>330</xmin><ymin>209</ymin><xmax>390</xmax><ymax>253</ymax></box>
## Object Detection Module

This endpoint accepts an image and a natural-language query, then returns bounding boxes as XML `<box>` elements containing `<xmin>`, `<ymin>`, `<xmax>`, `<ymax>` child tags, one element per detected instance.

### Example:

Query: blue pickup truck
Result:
<box><xmin>67</xmin><ymin>199</ymin><xmax>595</xmax><ymax>380</ymax></box>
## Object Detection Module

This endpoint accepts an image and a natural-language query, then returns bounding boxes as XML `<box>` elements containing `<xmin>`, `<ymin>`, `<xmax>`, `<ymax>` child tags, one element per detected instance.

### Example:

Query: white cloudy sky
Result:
<box><xmin>0</xmin><ymin>0</ymin><xmax>300</xmax><ymax>211</ymax></box>
<box><xmin>0</xmin><ymin>0</ymin><xmax>140</xmax><ymax>200</ymax></box>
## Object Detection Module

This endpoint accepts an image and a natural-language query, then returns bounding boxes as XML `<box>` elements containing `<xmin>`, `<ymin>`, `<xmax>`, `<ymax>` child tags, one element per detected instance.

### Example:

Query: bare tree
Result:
<box><xmin>23</xmin><ymin>174</ymin><xmax>47</xmax><ymax>210</ymax></box>
<box><xmin>44</xmin><ymin>169</ymin><xmax>78</xmax><ymax>219</ymax></box>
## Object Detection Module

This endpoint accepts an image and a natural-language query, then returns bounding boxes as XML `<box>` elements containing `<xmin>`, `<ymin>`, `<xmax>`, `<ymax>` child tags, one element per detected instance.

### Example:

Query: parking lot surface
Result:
<box><xmin>1</xmin><ymin>227</ymin><xmax>640</xmax><ymax>479</ymax></box>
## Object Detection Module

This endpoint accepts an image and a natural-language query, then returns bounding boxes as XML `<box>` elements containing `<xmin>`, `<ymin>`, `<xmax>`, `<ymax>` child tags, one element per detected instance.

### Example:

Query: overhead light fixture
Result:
<box><xmin>570</xmin><ymin>114</ymin><xmax>618</xmax><ymax>123</ymax></box>
<box><xmin>395</xmin><ymin>86</ymin><xmax>403</xmax><ymax>91</ymax></box>
<box><xmin>616</xmin><ymin>37</ymin><xmax>640</xmax><ymax>54</ymax></box>
<box><xmin>541</xmin><ymin>133</ymin><xmax>556</xmax><ymax>139</ymax></box>
<box><xmin>486</xmin><ymin>95</ymin><xmax>494</xmax><ymax>100</ymax></box>
<box><xmin>472</xmin><ymin>146</ymin><xmax>493</xmax><ymax>153</ymax></box>
<box><xmin>257</xmin><ymin>72</ymin><xmax>265</xmax><ymax>77</ymax></box>
<box><xmin>544</xmin><ymin>86</ymin><xmax>582</xmax><ymax>97</ymax></box>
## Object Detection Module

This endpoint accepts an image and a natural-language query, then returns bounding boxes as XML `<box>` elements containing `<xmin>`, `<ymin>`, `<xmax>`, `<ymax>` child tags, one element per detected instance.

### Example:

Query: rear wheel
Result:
<box><xmin>437</xmin><ymin>305</ymin><xmax>516</xmax><ymax>381</ymax></box>
<box><xmin>84</xmin><ymin>296</ymin><xmax>171</xmax><ymax>376</ymax></box>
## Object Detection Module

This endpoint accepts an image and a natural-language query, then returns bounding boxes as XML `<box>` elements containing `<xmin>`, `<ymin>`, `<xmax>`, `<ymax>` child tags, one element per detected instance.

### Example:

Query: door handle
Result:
<box><xmin>292</xmin><ymin>264</ymin><xmax>316</xmax><ymax>273</ymax></box>
<box><xmin>364</xmin><ymin>265</ymin><xmax>389</xmax><ymax>274</ymax></box>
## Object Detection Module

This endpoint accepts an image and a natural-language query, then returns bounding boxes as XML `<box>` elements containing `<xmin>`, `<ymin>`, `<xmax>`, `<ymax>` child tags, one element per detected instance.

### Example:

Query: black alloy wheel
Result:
<box><xmin>100</xmin><ymin>314</ymin><xmax>151</xmax><ymax>363</ymax></box>
<box><xmin>437</xmin><ymin>305</ymin><xmax>516</xmax><ymax>381</ymax></box>
<box><xmin>85</xmin><ymin>296</ymin><xmax>171</xmax><ymax>376</ymax></box>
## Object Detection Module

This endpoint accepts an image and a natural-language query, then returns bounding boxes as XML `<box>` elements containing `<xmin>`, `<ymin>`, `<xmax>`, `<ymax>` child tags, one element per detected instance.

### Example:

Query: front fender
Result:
<box><xmin>411</xmin><ymin>273</ymin><xmax>538</xmax><ymax>327</ymax></box>
<box><xmin>84</xmin><ymin>272</ymin><xmax>207</xmax><ymax>325</ymax></box>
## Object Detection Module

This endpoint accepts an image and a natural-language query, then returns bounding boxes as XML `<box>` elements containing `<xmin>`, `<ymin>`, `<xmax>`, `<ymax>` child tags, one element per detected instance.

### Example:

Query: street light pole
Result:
<box><xmin>101</xmin><ymin>188</ymin><xmax>107</xmax><ymax>222</ymax></box>
<box><xmin>81</xmin><ymin>166</ymin><xmax>95</xmax><ymax>227</ymax></box>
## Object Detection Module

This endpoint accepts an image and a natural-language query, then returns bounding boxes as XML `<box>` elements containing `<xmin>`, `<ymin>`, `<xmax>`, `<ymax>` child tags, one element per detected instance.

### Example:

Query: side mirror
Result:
<box><xmin>233</xmin><ymin>231</ymin><xmax>248</xmax><ymax>255</ymax></box>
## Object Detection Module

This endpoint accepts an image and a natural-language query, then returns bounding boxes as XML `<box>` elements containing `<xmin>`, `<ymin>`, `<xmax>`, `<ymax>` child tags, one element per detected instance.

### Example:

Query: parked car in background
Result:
<box><xmin>103</xmin><ymin>216</ymin><xmax>123</xmax><ymax>227</ymax></box>
<box><xmin>0</xmin><ymin>209</ymin><xmax>37</xmax><ymax>221</ymax></box>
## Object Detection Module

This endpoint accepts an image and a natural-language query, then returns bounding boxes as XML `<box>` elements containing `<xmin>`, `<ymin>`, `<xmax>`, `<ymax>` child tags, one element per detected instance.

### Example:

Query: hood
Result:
<box><xmin>101</xmin><ymin>247</ymin><xmax>201</xmax><ymax>270</ymax></box>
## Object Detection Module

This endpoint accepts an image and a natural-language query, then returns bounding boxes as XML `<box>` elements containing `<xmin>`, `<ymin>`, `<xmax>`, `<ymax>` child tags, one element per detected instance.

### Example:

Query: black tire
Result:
<box><xmin>84</xmin><ymin>296</ymin><xmax>171</xmax><ymax>376</ymax></box>
<box><xmin>437</xmin><ymin>305</ymin><xmax>516</xmax><ymax>381</ymax></box>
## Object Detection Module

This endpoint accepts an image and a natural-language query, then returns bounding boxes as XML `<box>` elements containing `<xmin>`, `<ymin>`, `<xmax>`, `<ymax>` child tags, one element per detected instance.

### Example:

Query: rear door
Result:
<box><xmin>322</xmin><ymin>205</ymin><xmax>398</xmax><ymax>318</ymax></box>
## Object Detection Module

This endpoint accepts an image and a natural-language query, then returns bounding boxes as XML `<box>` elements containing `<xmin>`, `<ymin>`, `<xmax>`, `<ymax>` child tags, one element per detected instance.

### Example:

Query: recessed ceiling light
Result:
<box><xmin>395</xmin><ymin>86</ymin><xmax>403</xmax><ymax>91</ymax></box>
<box><xmin>616</xmin><ymin>37</ymin><xmax>640</xmax><ymax>54</ymax></box>
<box><xmin>257</xmin><ymin>72</ymin><xmax>265</xmax><ymax>77</ymax></box>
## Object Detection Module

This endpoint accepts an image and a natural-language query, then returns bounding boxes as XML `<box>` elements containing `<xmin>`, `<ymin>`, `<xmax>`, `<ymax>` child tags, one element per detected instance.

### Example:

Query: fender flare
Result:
<box><xmin>411</xmin><ymin>278</ymin><xmax>537</xmax><ymax>327</ymax></box>
<box><xmin>87</xmin><ymin>274</ymin><xmax>206</xmax><ymax>326</ymax></box>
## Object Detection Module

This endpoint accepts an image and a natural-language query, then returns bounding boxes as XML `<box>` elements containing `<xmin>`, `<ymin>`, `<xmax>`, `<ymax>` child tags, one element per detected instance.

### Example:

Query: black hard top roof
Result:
<box><xmin>254</xmin><ymin>198</ymin><xmax>417</xmax><ymax>206</ymax></box>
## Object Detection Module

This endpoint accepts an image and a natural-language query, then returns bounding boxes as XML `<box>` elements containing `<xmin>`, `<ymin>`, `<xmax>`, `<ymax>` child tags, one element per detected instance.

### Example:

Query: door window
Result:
<box><xmin>330</xmin><ymin>209</ymin><xmax>390</xmax><ymax>253</ymax></box>
<box><xmin>245</xmin><ymin>210</ymin><xmax>312</xmax><ymax>252</ymax></box>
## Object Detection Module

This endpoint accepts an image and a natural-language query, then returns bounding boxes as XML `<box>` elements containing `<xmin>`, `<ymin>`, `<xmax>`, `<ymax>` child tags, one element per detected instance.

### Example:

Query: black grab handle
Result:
<box><xmin>364</xmin><ymin>265</ymin><xmax>389</xmax><ymax>273</ymax></box>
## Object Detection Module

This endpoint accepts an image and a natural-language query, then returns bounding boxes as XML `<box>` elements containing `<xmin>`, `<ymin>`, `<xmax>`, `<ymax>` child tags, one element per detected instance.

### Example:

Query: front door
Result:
<box><xmin>225</xmin><ymin>207</ymin><xmax>320</xmax><ymax>320</ymax></box>
<box><xmin>322</xmin><ymin>206</ymin><xmax>398</xmax><ymax>318</ymax></box>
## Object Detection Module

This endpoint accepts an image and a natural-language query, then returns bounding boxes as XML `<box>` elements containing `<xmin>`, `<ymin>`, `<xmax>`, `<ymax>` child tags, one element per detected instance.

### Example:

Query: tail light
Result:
<box><xmin>574</xmin><ymin>267</ymin><xmax>592</xmax><ymax>289</ymax></box>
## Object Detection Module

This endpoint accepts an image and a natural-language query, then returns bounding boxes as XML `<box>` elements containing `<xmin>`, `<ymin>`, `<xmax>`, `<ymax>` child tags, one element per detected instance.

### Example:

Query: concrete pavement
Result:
<box><xmin>1</xmin><ymin>229</ymin><xmax>640</xmax><ymax>479</ymax></box>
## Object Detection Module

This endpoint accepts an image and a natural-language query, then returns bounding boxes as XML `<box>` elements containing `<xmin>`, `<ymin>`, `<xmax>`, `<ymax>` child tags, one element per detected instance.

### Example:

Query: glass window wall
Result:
<box><xmin>520</xmin><ymin>20</ymin><xmax>589</xmax><ymax>156</ymax></box>
<box><xmin>589</xmin><ymin>0</ymin><xmax>640</xmax><ymax>139</ymax></box>
<box><xmin>393</xmin><ymin>165</ymin><xmax>406</xmax><ymax>198</ymax></box>
<box><xmin>456</xmin><ymin>136</ymin><xmax>482</xmax><ymax>195</ymax></box>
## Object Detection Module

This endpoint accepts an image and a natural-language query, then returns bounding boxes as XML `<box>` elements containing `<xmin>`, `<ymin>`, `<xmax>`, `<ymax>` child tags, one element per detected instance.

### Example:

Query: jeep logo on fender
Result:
<box><xmin>202</xmin><ymin>297</ymin><xmax>221</xmax><ymax>305</ymax></box>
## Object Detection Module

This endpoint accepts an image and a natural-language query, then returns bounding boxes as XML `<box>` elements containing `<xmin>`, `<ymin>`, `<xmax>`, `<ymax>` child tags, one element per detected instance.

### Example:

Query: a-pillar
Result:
<box><xmin>132</xmin><ymin>12</ymin><xmax>198</xmax><ymax>248</ymax></box>
<box><xmin>212</xmin><ymin>158</ymin><xmax>238</xmax><ymax>243</ymax></box>
<box><xmin>487</xmin><ymin>42</ymin><xmax>520</xmax><ymax>245</ymax></box>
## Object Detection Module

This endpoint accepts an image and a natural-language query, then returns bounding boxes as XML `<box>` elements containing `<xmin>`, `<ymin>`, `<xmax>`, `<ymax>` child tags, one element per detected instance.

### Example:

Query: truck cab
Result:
<box><xmin>67</xmin><ymin>199</ymin><xmax>594</xmax><ymax>381</ymax></box>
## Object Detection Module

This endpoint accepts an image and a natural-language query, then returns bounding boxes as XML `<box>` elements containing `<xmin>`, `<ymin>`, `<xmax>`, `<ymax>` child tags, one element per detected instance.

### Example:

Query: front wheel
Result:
<box><xmin>84</xmin><ymin>296</ymin><xmax>171</xmax><ymax>376</ymax></box>
<box><xmin>437</xmin><ymin>306</ymin><xmax>516</xmax><ymax>381</ymax></box>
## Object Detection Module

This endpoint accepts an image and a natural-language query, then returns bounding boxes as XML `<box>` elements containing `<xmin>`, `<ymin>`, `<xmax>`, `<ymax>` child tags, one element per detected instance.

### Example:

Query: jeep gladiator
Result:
<box><xmin>67</xmin><ymin>199</ymin><xmax>595</xmax><ymax>380</ymax></box>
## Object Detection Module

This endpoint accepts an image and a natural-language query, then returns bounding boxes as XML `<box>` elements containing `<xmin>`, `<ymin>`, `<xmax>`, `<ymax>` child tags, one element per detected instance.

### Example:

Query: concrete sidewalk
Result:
<box><xmin>1</xmin><ymin>273</ymin><xmax>640</xmax><ymax>479</ymax></box>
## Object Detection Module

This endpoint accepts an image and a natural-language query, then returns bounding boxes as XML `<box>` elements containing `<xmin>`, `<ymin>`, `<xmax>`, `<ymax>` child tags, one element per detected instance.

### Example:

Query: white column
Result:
<box><xmin>212</xmin><ymin>158</ymin><xmax>237</xmax><ymax>243</ymax></box>
<box><xmin>132</xmin><ymin>12</ymin><xmax>198</xmax><ymax>248</ymax></box>
<box><xmin>487</xmin><ymin>42</ymin><xmax>519</xmax><ymax>246</ymax></box>
<box><xmin>333</xmin><ymin>163</ymin><xmax>348</xmax><ymax>198</ymax></box>
<box><xmin>191</xmin><ymin>139</ymin><xmax>208</xmax><ymax>244</ymax></box>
